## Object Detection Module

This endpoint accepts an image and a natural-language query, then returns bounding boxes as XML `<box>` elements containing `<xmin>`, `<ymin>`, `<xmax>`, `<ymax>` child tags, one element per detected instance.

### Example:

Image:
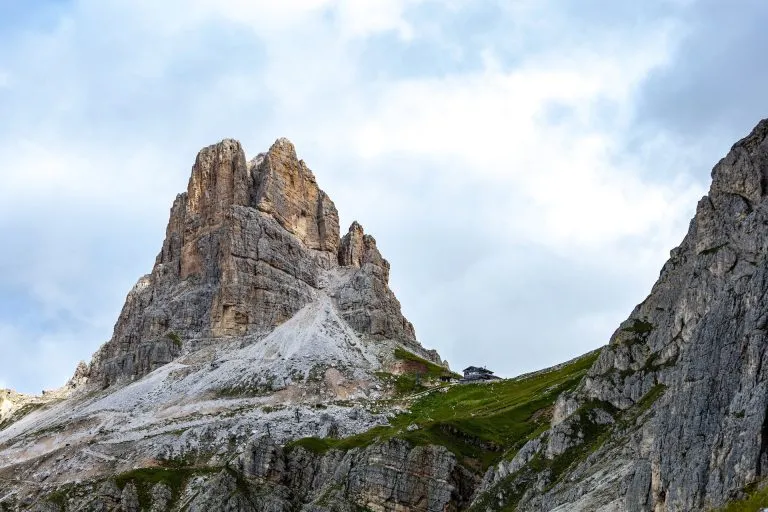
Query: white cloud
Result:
<box><xmin>0</xmin><ymin>322</ymin><xmax>93</xmax><ymax>393</ymax></box>
<box><xmin>0</xmin><ymin>0</ymin><xmax>721</xmax><ymax>389</ymax></box>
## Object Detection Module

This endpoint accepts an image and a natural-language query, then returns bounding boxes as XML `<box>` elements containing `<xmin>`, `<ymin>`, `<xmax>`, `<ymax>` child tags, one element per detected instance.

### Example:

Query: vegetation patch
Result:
<box><xmin>642</xmin><ymin>352</ymin><xmax>679</xmax><ymax>372</ymax></box>
<box><xmin>632</xmin><ymin>385</ymin><xmax>666</xmax><ymax>417</ymax></box>
<box><xmin>289</xmin><ymin>350</ymin><xmax>601</xmax><ymax>471</ymax></box>
<box><xmin>469</xmin><ymin>383</ymin><xmax>666</xmax><ymax>511</ymax></box>
<box><xmin>165</xmin><ymin>331</ymin><xmax>182</xmax><ymax>348</ymax></box>
<box><xmin>45</xmin><ymin>486</ymin><xmax>73</xmax><ymax>508</ymax></box>
<box><xmin>388</xmin><ymin>348</ymin><xmax>461</xmax><ymax>394</ymax></box>
<box><xmin>394</xmin><ymin>348</ymin><xmax>460</xmax><ymax>378</ymax></box>
<box><xmin>622</xmin><ymin>319</ymin><xmax>655</xmax><ymax>335</ymax></box>
<box><xmin>715</xmin><ymin>481</ymin><xmax>768</xmax><ymax>512</ymax></box>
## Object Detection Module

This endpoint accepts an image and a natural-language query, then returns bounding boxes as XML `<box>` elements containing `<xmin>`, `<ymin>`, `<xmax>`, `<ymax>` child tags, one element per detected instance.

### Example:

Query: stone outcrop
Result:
<box><xmin>332</xmin><ymin>221</ymin><xmax>417</xmax><ymax>342</ymax></box>
<box><xmin>237</xmin><ymin>437</ymin><xmax>476</xmax><ymax>511</ymax></box>
<box><xmin>87</xmin><ymin>137</ymin><xmax>424</xmax><ymax>387</ymax></box>
<box><xmin>474</xmin><ymin>119</ymin><xmax>768</xmax><ymax>511</ymax></box>
<box><xmin>28</xmin><ymin>438</ymin><xmax>476</xmax><ymax>512</ymax></box>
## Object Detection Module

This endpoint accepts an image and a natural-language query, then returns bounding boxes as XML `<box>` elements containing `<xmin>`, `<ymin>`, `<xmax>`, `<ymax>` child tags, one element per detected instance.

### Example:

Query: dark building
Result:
<box><xmin>461</xmin><ymin>366</ymin><xmax>499</xmax><ymax>382</ymax></box>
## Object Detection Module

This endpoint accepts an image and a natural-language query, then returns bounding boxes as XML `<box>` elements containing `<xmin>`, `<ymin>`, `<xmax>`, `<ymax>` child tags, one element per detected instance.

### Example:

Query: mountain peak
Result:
<box><xmin>338</xmin><ymin>221</ymin><xmax>387</xmax><ymax>274</ymax></box>
<box><xmin>709</xmin><ymin>117</ymin><xmax>768</xmax><ymax>205</ymax></box>
<box><xmin>186</xmin><ymin>138</ymin><xmax>250</xmax><ymax>228</ymax></box>
<box><xmin>86</xmin><ymin>138</ymin><xmax>430</xmax><ymax>388</ymax></box>
<box><xmin>252</xmin><ymin>137</ymin><xmax>338</xmax><ymax>252</ymax></box>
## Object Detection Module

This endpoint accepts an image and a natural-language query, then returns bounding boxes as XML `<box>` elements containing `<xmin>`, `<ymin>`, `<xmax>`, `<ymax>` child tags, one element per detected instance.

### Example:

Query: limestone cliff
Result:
<box><xmin>25</xmin><ymin>438</ymin><xmax>476</xmax><ymax>512</ymax></box>
<box><xmin>0</xmin><ymin>137</ymin><xmax>448</xmax><ymax>511</ymax></box>
<box><xmin>88</xmin><ymin>138</ymin><xmax>423</xmax><ymax>388</ymax></box>
<box><xmin>475</xmin><ymin>119</ymin><xmax>768</xmax><ymax>511</ymax></box>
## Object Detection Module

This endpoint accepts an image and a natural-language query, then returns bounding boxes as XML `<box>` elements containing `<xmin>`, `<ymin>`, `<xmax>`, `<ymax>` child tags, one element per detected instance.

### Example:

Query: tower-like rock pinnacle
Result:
<box><xmin>88</xmin><ymin>138</ymin><xmax>427</xmax><ymax>388</ymax></box>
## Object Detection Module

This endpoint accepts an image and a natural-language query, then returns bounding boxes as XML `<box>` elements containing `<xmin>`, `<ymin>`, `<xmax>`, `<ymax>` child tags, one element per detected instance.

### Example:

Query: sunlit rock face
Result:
<box><xmin>87</xmin><ymin>137</ymin><xmax>427</xmax><ymax>388</ymax></box>
<box><xmin>0</xmin><ymin>136</ymin><xmax>450</xmax><ymax>511</ymax></box>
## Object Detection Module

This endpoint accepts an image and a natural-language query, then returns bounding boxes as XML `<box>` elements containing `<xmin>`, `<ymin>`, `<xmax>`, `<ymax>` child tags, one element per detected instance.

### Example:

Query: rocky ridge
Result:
<box><xmin>474</xmin><ymin>119</ymin><xmax>768</xmax><ymax>511</ymax></box>
<box><xmin>87</xmin><ymin>137</ymin><xmax>425</xmax><ymax>389</ymax></box>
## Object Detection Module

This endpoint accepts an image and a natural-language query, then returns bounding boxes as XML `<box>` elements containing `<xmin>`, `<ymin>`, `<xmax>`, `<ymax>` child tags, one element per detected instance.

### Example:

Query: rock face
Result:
<box><xmin>235</xmin><ymin>437</ymin><xmax>476</xmax><ymax>511</ymax></box>
<box><xmin>333</xmin><ymin>221</ymin><xmax>417</xmax><ymax>341</ymax></box>
<box><xmin>0</xmin><ymin>136</ymin><xmax>452</xmax><ymax>511</ymax></box>
<box><xmin>88</xmin><ymin>137</ymin><xmax>423</xmax><ymax>388</ymax></box>
<box><xmin>475</xmin><ymin>119</ymin><xmax>768</xmax><ymax>511</ymax></box>
<box><xmin>21</xmin><ymin>438</ymin><xmax>475</xmax><ymax>512</ymax></box>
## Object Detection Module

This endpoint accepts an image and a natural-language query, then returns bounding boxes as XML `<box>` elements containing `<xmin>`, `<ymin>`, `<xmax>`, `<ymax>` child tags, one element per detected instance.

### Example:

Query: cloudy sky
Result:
<box><xmin>1</xmin><ymin>0</ymin><xmax>767</xmax><ymax>393</ymax></box>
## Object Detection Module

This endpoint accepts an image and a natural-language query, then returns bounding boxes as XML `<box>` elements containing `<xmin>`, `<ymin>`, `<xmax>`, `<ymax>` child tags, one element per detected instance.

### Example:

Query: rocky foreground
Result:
<box><xmin>4</xmin><ymin>121</ymin><xmax>768</xmax><ymax>511</ymax></box>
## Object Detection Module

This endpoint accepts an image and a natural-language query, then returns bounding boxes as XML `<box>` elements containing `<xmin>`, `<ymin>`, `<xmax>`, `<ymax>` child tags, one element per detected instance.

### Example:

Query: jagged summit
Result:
<box><xmin>0</xmin><ymin>138</ymin><xmax>448</xmax><ymax>509</ymax></box>
<box><xmin>84</xmin><ymin>137</ymin><xmax>430</xmax><ymax>388</ymax></box>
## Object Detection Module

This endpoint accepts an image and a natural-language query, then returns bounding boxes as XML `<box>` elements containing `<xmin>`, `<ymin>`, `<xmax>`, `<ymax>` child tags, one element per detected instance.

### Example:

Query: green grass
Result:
<box><xmin>375</xmin><ymin>348</ymin><xmax>462</xmax><ymax>395</ymax></box>
<box><xmin>641</xmin><ymin>352</ymin><xmax>679</xmax><ymax>372</ymax></box>
<box><xmin>288</xmin><ymin>349</ymin><xmax>601</xmax><ymax>471</ymax></box>
<box><xmin>715</xmin><ymin>482</ymin><xmax>768</xmax><ymax>511</ymax></box>
<box><xmin>45</xmin><ymin>486</ymin><xmax>72</xmax><ymax>508</ymax></box>
<box><xmin>469</xmin><ymin>382</ymin><xmax>666</xmax><ymax>511</ymax></box>
<box><xmin>394</xmin><ymin>373</ymin><xmax>427</xmax><ymax>394</ymax></box>
<box><xmin>165</xmin><ymin>331</ymin><xmax>182</xmax><ymax>348</ymax></box>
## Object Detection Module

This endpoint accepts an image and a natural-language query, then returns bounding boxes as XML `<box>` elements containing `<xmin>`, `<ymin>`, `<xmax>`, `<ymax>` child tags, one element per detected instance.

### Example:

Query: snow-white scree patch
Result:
<box><xmin>0</xmin><ymin>292</ymin><xmax>405</xmax><ymax>489</ymax></box>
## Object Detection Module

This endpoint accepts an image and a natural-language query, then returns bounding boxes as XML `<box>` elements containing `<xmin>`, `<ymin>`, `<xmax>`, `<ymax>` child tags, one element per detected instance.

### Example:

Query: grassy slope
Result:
<box><xmin>289</xmin><ymin>349</ymin><xmax>601</xmax><ymax>471</ymax></box>
<box><xmin>36</xmin><ymin>349</ymin><xmax>602</xmax><ymax>509</ymax></box>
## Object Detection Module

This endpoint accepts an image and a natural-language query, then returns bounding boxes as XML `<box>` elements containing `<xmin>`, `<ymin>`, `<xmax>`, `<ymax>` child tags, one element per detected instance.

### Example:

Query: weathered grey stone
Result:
<box><xmin>474</xmin><ymin>118</ymin><xmax>768</xmax><ymax>511</ymax></box>
<box><xmin>149</xmin><ymin>483</ymin><xmax>172</xmax><ymax>512</ymax></box>
<box><xmin>86</xmin><ymin>137</ymin><xmax>428</xmax><ymax>388</ymax></box>
<box><xmin>120</xmin><ymin>482</ymin><xmax>139</xmax><ymax>512</ymax></box>
<box><xmin>332</xmin><ymin>222</ymin><xmax>417</xmax><ymax>342</ymax></box>
<box><xmin>236</xmin><ymin>437</ymin><xmax>477</xmax><ymax>511</ymax></box>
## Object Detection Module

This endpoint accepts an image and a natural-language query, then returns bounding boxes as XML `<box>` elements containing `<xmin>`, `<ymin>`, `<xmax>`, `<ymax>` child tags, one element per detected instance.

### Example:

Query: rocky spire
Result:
<box><xmin>338</xmin><ymin>221</ymin><xmax>366</xmax><ymax>267</ymax></box>
<box><xmin>338</xmin><ymin>221</ymin><xmax>388</xmax><ymax>277</ymax></box>
<box><xmin>333</xmin><ymin>221</ymin><xmax>413</xmax><ymax>341</ymax></box>
<box><xmin>87</xmin><ymin>138</ymin><xmax>424</xmax><ymax>388</ymax></box>
<box><xmin>251</xmin><ymin>138</ymin><xmax>340</xmax><ymax>253</ymax></box>
<box><xmin>187</xmin><ymin>139</ymin><xmax>250</xmax><ymax>226</ymax></box>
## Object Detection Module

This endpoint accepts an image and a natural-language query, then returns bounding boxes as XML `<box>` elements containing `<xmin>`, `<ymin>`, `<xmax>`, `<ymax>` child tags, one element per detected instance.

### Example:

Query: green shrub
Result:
<box><xmin>165</xmin><ymin>332</ymin><xmax>182</xmax><ymax>348</ymax></box>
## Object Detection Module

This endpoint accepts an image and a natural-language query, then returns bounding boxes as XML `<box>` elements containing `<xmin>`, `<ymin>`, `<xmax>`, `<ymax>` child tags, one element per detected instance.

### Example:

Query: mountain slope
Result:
<box><xmin>0</xmin><ymin>138</ymin><xmax>446</xmax><ymax>510</ymax></box>
<box><xmin>1</xmin><ymin>350</ymin><xmax>599</xmax><ymax>511</ymax></box>
<box><xmin>474</xmin><ymin>119</ymin><xmax>768</xmax><ymax>511</ymax></box>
